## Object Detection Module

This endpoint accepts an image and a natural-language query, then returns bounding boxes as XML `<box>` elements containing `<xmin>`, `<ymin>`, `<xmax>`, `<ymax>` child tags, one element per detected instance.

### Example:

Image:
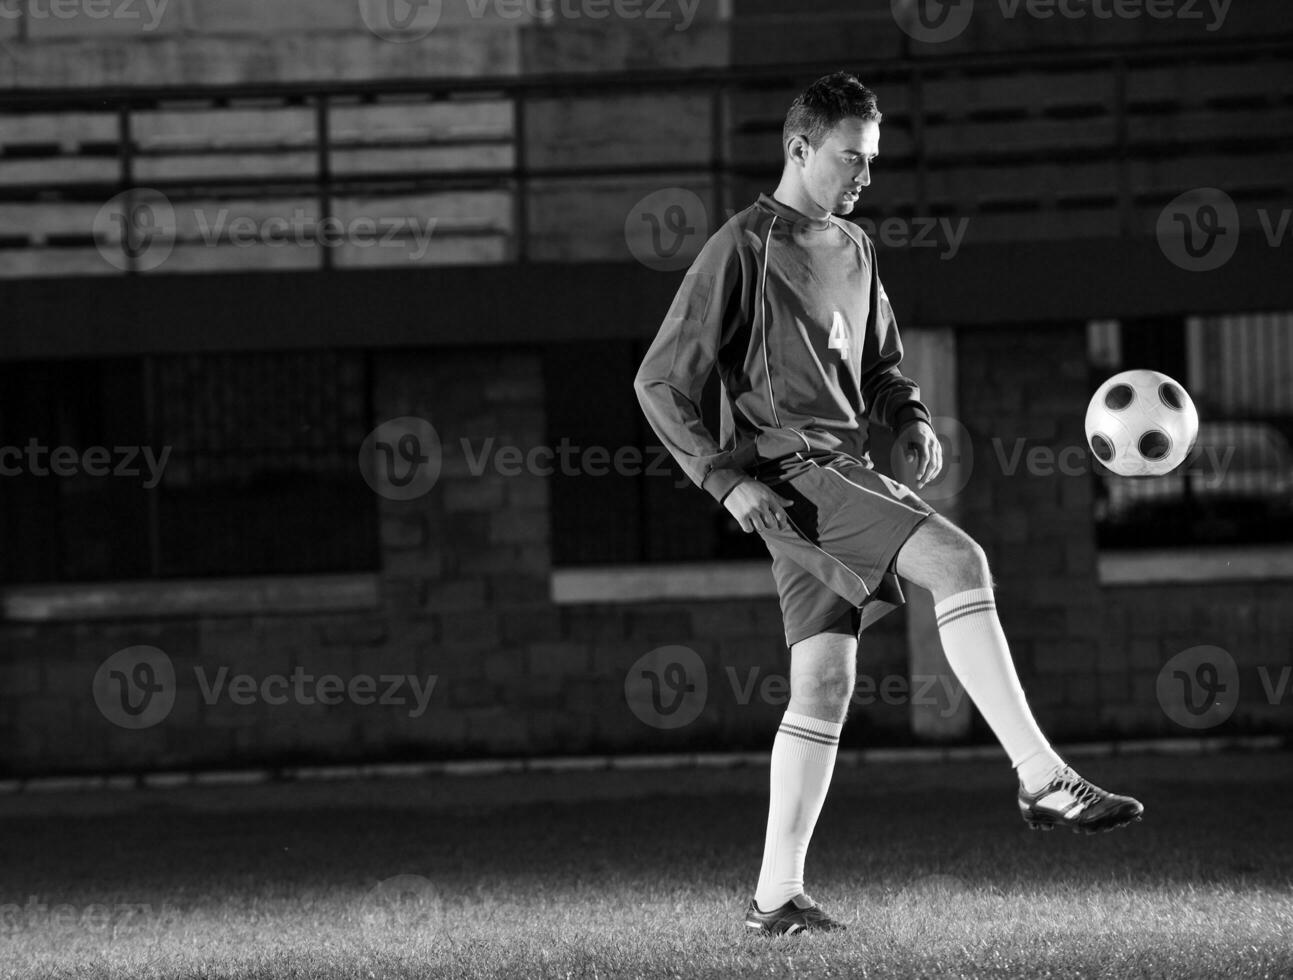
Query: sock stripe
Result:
<box><xmin>936</xmin><ymin>600</ymin><xmax>997</xmax><ymax>629</ymax></box>
<box><xmin>936</xmin><ymin>598</ymin><xmax>996</xmax><ymax>622</ymax></box>
<box><xmin>778</xmin><ymin>722</ymin><xmax>840</xmax><ymax>747</ymax></box>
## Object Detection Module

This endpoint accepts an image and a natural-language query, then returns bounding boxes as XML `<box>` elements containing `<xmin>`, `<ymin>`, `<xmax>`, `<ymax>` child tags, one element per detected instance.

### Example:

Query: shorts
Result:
<box><xmin>756</xmin><ymin>454</ymin><xmax>934</xmax><ymax>647</ymax></box>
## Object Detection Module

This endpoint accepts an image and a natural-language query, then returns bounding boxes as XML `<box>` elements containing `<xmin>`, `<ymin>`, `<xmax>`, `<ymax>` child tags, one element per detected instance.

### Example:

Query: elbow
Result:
<box><xmin>633</xmin><ymin>370</ymin><xmax>657</xmax><ymax>408</ymax></box>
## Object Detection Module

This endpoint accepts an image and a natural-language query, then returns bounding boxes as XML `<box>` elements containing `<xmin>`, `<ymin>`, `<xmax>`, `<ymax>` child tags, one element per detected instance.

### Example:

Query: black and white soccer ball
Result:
<box><xmin>1085</xmin><ymin>369</ymin><xmax>1199</xmax><ymax>477</ymax></box>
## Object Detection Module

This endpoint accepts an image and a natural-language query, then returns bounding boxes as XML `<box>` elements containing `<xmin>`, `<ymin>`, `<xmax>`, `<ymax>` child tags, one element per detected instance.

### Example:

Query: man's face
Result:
<box><xmin>797</xmin><ymin>118</ymin><xmax>880</xmax><ymax>217</ymax></box>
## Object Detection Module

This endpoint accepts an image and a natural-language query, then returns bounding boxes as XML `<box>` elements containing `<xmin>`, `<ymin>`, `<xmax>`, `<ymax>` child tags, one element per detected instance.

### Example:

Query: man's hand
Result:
<box><xmin>723</xmin><ymin>478</ymin><xmax>794</xmax><ymax>533</ymax></box>
<box><xmin>896</xmin><ymin>419</ymin><xmax>943</xmax><ymax>489</ymax></box>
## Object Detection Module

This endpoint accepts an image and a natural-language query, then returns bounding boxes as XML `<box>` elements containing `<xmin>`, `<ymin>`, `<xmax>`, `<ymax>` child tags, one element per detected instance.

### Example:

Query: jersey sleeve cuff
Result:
<box><xmin>892</xmin><ymin>402</ymin><xmax>933</xmax><ymax>431</ymax></box>
<box><xmin>702</xmin><ymin>467</ymin><xmax>749</xmax><ymax>503</ymax></box>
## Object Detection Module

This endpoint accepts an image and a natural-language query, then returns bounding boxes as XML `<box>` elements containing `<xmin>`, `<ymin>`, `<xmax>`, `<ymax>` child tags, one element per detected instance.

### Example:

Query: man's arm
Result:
<box><xmin>858</xmin><ymin>256</ymin><xmax>943</xmax><ymax>488</ymax></box>
<box><xmin>633</xmin><ymin>228</ymin><xmax>750</xmax><ymax>504</ymax></box>
<box><xmin>634</xmin><ymin>228</ymin><xmax>795</xmax><ymax>532</ymax></box>
<box><xmin>859</xmin><ymin>277</ymin><xmax>931</xmax><ymax>432</ymax></box>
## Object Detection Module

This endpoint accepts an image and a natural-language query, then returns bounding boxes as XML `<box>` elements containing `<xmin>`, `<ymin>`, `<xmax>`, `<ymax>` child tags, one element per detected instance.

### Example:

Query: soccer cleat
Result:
<box><xmin>744</xmin><ymin>894</ymin><xmax>845</xmax><ymax>936</ymax></box>
<box><xmin>1018</xmin><ymin>765</ymin><xmax>1144</xmax><ymax>834</ymax></box>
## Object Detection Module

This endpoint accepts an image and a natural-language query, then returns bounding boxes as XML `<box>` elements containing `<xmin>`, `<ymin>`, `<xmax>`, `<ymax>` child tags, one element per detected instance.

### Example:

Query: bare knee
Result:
<box><xmin>896</xmin><ymin>516</ymin><xmax>993</xmax><ymax>599</ymax></box>
<box><xmin>789</xmin><ymin>666</ymin><xmax>855</xmax><ymax>721</ymax></box>
<box><xmin>787</xmin><ymin>631</ymin><xmax>857</xmax><ymax>723</ymax></box>
<box><xmin>946</xmin><ymin>536</ymin><xmax>991</xmax><ymax>592</ymax></box>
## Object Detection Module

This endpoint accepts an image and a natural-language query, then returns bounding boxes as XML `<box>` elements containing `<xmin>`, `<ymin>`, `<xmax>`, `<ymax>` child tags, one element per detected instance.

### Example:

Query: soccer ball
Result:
<box><xmin>1084</xmin><ymin>370</ymin><xmax>1199</xmax><ymax>477</ymax></box>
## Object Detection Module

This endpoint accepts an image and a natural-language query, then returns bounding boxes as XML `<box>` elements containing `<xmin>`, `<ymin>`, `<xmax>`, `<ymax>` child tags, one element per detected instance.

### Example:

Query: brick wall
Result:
<box><xmin>956</xmin><ymin>323</ymin><xmax>1105</xmax><ymax>739</ymax></box>
<box><xmin>1</xmin><ymin>336</ymin><xmax>1289</xmax><ymax>777</ymax></box>
<box><xmin>0</xmin><ymin>346</ymin><xmax>909</xmax><ymax>777</ymax></box>
<box><xmin>1102</xmin><ymin>582</ymin><xmax>1293</xmax><ymax>736</ymax></box>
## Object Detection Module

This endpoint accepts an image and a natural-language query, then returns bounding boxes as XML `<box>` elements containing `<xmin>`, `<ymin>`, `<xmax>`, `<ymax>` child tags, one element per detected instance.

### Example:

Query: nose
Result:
<box><xmin>856</xmin><ymin>161</ymin><xmax>871</xmax><ymax>188</ymax></box>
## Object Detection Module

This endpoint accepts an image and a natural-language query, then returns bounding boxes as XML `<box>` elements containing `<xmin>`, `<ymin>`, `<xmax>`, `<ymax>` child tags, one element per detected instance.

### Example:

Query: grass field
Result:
<box><xmin>1</xmin><ymin>749</ymin><xmax>1290</xmax><ymax>979</ymax></box>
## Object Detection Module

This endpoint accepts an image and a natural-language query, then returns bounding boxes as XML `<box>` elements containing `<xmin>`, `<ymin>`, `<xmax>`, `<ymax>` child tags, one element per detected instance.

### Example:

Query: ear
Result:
<box><xmin>785</xmin><ymin>134</ymin><xmax>811</xmax><ymax>168</ymax></box>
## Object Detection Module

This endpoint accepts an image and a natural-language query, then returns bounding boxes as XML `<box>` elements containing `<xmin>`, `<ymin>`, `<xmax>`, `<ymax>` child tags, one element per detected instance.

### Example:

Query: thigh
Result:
<box><xmin>892</xmin><ymin>512</ymin><xmax>982</xmax><ymax>591</ymax></box>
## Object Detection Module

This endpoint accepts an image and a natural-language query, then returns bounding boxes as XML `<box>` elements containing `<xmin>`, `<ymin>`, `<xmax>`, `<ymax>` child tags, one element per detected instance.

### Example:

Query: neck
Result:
<box><xmin>772</xmin><ymin>173</ymin><xmax>829</xmax><ymax>223</ymax></box>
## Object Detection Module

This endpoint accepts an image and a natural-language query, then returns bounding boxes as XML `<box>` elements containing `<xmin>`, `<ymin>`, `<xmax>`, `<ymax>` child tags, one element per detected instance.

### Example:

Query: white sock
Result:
<box><xmin>934</xmin><ymin>588</ymin><xmax>1064</xmax><ymax>794</ymax></box>
<box><xmin>754</xmin><ymin>711</ymin><xmax>842</xmax><ymax>912</ymax></box>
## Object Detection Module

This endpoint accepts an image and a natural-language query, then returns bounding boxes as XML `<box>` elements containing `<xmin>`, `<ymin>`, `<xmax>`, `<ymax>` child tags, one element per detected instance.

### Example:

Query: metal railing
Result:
<box><xmin>0</xmin><ymin>35</ymin><xmax>1290</xmax><ymax>275</ymax></box>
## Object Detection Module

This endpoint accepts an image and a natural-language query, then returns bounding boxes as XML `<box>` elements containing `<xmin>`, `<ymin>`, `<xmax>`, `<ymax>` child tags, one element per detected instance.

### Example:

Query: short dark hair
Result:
<box><xmin>782</xmin><ymin>72</ymin><xmax>882</xmax><ymax>155</ymax></box>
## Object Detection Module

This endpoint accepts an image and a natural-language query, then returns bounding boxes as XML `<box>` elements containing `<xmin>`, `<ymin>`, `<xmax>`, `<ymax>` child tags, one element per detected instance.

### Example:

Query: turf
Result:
<box><xmin>1</xmin><ymin>750</ymin><xmax>1290</xmax><ymax>979</ymax></box>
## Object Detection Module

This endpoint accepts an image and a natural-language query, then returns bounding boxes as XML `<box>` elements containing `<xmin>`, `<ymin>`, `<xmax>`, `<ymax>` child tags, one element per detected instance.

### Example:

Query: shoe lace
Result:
<box><xmin>1054</xmin><ymin>767</ymin><xmax>1104</xmax><ymax>808</ymax></box>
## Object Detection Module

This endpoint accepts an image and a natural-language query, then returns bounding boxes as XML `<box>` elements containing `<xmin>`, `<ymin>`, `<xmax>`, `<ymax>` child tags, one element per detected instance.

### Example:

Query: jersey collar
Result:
<box><xmin>758</xmin><ymin>193</ymin><xmax>834</xmax><ymax>231</ymax></box>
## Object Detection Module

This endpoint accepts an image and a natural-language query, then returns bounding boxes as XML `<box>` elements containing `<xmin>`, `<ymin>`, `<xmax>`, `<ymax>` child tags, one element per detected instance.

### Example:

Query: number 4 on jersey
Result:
<box><xmin>828</xmin><ymin>311</ymin><xmax>850</xmax><ymax>357</ymax></box>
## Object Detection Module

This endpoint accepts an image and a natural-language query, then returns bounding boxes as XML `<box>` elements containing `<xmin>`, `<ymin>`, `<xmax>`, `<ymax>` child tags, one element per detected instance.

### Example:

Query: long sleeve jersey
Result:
<box><xmin>634</xmin><ymin>192</ymin><xmax>932</xmax><ymax>503</ymax></box>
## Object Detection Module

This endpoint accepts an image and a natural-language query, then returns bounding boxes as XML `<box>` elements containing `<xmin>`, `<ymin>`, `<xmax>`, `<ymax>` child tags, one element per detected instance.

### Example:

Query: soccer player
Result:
<box><xmin>634</xmin><ymin>72</ymin><xmax>1144</xmax><ymax>937</ymax></box>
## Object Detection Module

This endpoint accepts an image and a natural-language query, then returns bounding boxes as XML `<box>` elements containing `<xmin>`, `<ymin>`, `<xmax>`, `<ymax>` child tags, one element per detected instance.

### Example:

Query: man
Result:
<box><xmin>634</xmin><ymin>72</ymin><xmax>1143</xmax><ymax>937</ymax></box>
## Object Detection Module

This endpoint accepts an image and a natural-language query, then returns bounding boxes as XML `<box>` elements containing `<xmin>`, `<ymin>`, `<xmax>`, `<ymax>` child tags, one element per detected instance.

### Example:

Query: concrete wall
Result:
<box><xmin>0</xmin><ymin>0</ymin><xmax>730</xmax><ymax>88</ymax></box>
